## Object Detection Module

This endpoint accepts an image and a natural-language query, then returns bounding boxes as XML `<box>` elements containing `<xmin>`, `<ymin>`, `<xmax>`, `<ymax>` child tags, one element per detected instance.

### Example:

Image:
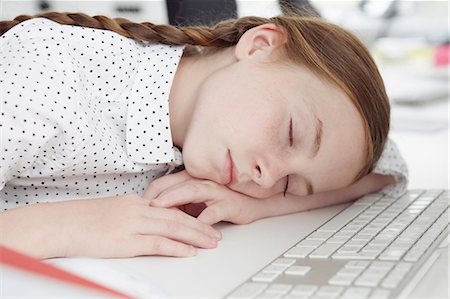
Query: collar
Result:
<box><xmin>126</xmin><ymin>43</ymin><xmax>184</xmax><ymax>166</ymax></box>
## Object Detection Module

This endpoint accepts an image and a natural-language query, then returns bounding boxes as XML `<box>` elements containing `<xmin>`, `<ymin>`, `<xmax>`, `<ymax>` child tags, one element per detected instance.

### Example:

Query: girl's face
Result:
<box><xmin>174</xmin><ymin>25</ymin><xmax>366</xmax><ymax>198</ymax></box>
<box><xmin>180</xmin><ymin>63</ymin><xmax>366</xmax><ymax>198</ymax></box>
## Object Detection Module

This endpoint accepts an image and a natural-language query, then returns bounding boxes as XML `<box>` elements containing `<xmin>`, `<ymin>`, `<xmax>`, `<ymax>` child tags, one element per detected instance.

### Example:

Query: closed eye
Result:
<box><xmin>283</xmin><ymin>175</ymin><xmax>289</xmax><ymax>197</ymax></box>
<box><xmin>289</xmin><ymin>116</ymin><xmax>293</xmax><ymax>147</ymax></box>
<box><xmin>283</xmin><ymin>116</ymin><xmax>293</xmax><ymax>197</ymax></box>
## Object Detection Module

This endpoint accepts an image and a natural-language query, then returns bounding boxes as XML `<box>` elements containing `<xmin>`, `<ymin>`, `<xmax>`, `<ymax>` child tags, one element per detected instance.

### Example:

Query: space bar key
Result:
<box><xmin>317</xmin><ymin>205</ymin><xmax>367</xmax><ymax>232</ymax></box>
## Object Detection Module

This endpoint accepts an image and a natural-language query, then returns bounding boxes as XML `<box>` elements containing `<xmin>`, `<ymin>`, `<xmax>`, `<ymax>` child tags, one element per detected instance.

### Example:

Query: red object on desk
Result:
<box><xmin>0</xmin><ymin>245</ymin><xmax>135</xmax><ymax>298</ymax></box>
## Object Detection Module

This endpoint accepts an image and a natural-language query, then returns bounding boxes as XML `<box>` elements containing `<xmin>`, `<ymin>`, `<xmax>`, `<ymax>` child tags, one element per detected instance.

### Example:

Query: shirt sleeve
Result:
<box><xmin>372</xmin><ymin>138</ymin><xmax>409</xmax><ymax>197</ymax></box>
<box><xmin>0</xmin><ymin>19</ymin><xmax>79</xmax><ymax>191</ymax></box>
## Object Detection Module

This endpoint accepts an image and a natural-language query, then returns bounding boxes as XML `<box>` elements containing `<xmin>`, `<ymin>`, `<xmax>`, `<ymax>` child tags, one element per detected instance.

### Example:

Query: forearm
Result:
<box><xmin>0</xmin><ymin>202</ymin><xmax>71</xmax><ymax>259</ymax></box>
<box><xmin>259</xmin><ymin>173</ymin><xmax>395</xmax><ymax>219</ymax></box>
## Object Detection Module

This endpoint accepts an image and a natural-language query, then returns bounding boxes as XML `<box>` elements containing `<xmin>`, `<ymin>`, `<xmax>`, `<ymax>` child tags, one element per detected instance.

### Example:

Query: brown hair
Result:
<box><xmin>0</xmin><ymin>11</ymin><xmax>389</xmax><ymax>182</ymax></box>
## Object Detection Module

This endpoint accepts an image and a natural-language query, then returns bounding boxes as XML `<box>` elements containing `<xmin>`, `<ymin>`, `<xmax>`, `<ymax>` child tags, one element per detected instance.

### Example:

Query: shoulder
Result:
<box><xmin>1</xmin><ymin>18</ymin><xmax>57</xmax><ymax>43</ymax></box>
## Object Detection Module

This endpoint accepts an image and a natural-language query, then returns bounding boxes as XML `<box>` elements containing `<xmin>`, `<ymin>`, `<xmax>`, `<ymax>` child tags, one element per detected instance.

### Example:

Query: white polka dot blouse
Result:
<box><xmin>0</xmin><ymin>18</ymin><xmax>408</xmax><ymax>211</ymax></box>
<box><xmin>1</xmin><ymin>18</ymin><xmax>184</xmax><ymax>210</ymax></box>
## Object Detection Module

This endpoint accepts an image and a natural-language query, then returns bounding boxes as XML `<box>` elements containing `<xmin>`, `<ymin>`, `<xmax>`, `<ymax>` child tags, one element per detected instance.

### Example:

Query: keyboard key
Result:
<box><xmin>307</xmin><ymin>231</ymin><xmax>334</xmax><ymax>240</ymax></box>
<box><xmin>227</xmin><ymin>282</ymin><xmax>267</xmax><ymax>298</ymax></box>
<box><xmin>369</xmin><ymin>289</ymin><xmax>391</xmax><ymax>299</ymax></box>
<box><xmin>362</xmin><ymin>244</ymin><xmax>385</xmax><ymax>253</ymax></box>
<box><xmin>345</xmin><ymin>261</ymin><xmax>370</xmax><ymax>269</ymax></box>
<box><xmin>328</xmin><ymin>274</ymin><xmax>355</xmax><ymax>286</ymax></box>
<box><xmin>297</xmin><ymin>239</ymin><xmax>323</xmax><ymax>247</ymax></box>
<box><xmin>341</xmin><ymin>287</ymin><xmax>372</xmax><ymax>299</ymax></box>
<box><xmin>379</xmin><ymin>248</ymin><xmax>407</xmax><ymax>261</ymax></box>
<box><xmin>265</xmin><ymin>283</ymin><xmax>292</xmax><ymax>294</ymax></box>
<box><xmin>326</xmin><ymin>236</ymin><xmax>349</xmax><ymax>244</ymax></box>
<box><xmin>354</xmin><ymin>194</ymin><xmax>382</xmax><ymax>206</ymax></box>
<box><xmin>309</xmin><ymin>243</ymin><xmax>341</xmax><ymax>259</ymax></box>
<box><xmin>337</xmin><ymin>245</ymin><xmax>360</xmax><ymax>253</ymax></box>
<box><xmin>332</xmin><ymin>251</ymin><xmax>377</xmax><ymax>260</ymax></box>
<box><xmin>285</xmin><ymin>247</ymin><xmax>314</xmax><ymax>258</ymax></box>
<box><xmin>354</xmin><ymin>273</ymin><xmax>386</xmax><ymax>287</ymax></box>
<box><xmin>271</xmin><ymin>258</ymin><xmax>296</xmax><ymax>267</ymax></box>
<box><xmin>263</xmin><ymin>264</ymin><xmax>289</xmax><ymax>274</ymax></box>
<box><xmin>316</xmin><ymin>286</ymin><xmax>344</xmax><ymax>298</ymax></box>
<box><xmin>394</xmin><ymin>262</ymin><xmax>413</xmax><ymax>271</ymax></box>
<box><xmin>284</xmin><ymin>295</ymin><xmax>310</xmax><ymax>299</ymax></box>
<box><xmin>346</xmin><ymin>240</ymin><xmax>368</xmax><ymax>247</ymax></box>
<box><xmin>290</xmin><ymin>285</ymin><xmax>318</xmax><ymax>296</ymax></box>
<box><xmin>336</xmin><ymin>267</ymin><xmax>364</xmax><ymax>277</ymax></box>
<box><xmin>352</xmin><ymin>234</ymin><xmax>373</xmax><ymax>241</ymax></box>
<box><xmin>381</xmin><ymin>276</ymin><xmax>402</xmax><ymax>289</ymax></box>
<box><xmin>256</xmin><ymin>291</ymin><xmax>283</xmax><ymax>299</ymax></box>
<box><xmin>285</xmin><ymin>265</ymin><xmax>311</xmax><ymax>275</ymax></box>
<box><xmin>313</xmin><ymin>294</ymin><xmax>339</xmax><ymax>299</ymax></box>
<box><xmin>334</xmin><ymin>231</ymin><xmax>355</xmax><ymax>238</ymax></box>
<box><xmin>252</xmin><ymin>271</ymin><xmax>280</xmax><ymax>282</ymax></box>
<box><xmin>369</xmin><ymin>261</ymin><xmax>395</xmax><ymax>270</ymax></box>
<box><xmin>365</xmin><ymin>267</ymin><xmax>390</xmax><ymax>276</ymax></box>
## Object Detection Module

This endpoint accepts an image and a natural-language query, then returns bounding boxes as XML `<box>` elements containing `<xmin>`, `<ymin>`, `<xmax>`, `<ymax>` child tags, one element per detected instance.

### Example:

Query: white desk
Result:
<box><xmin>43</xmin><ymin>100</ymin><xmax>450</xmax><ymax>298</ymax></box>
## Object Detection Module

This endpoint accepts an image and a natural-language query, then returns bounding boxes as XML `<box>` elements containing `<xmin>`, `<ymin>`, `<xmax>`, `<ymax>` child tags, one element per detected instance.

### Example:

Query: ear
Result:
<box><xmin>234</xmin><ymin>23</ymin><xmax>287</xmax><ymax>61</ymax></box>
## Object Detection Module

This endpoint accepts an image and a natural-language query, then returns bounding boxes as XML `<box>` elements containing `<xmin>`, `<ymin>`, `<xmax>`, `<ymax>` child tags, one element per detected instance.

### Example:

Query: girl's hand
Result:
<box><xmin>0</xmin><ymin>194</ymin><xmax>221</xmax><ymax>259</ymax></box>
<box><xmin>145</xmin><ymin>170</ymin><xmax>395</xmax><ymax>225</ymax></box>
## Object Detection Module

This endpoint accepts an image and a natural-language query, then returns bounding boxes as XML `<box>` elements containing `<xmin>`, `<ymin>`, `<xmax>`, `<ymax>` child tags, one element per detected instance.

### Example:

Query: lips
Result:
<box><xmin>222</xmin><ymin>149</ymin><xmax>237</xmax><ymax>185</ymax></box>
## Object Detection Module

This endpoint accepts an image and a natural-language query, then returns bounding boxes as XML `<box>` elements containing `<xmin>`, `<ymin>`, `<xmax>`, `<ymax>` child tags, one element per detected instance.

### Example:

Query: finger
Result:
<box><xmin>136</xmin><ymin>217</ymin><xmax>218</xmax><ymax>249</ymax></box>
<box><xmin>197</xmin><ymin>201</ymin><xmax>230</xmax><ymax>225</ymax></box>
<box><xmin>151</xmin><ymin>180</ymin><xmax>216</xmax><ymax>208</ymax></box>
<box><xmin>144</xmin><ymin>170</ymin><xmax>192</xmax><ymax>199</ymax></box>
<box><xmin>134</xmin><ymin>235</ymin><xmax>197</xmax><ymax>257</ymax></box>
<box><xmin>144</xmin><ymin>207</ymin><xmax>221</xmax><ymax>240</ymax></box>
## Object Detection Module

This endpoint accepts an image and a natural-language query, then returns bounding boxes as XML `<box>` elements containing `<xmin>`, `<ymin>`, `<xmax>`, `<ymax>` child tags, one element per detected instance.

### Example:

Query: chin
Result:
<box><xmin>184</xmin><ymin>160</ymin><xmax>217</xmax><ymax>182</ymax></box>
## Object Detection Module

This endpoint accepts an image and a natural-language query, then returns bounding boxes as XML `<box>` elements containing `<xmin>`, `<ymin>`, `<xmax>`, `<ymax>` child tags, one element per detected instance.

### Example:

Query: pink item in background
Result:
<box><xmin>434</xmin><ymin>44</ymin><xmax>450</xmax><ymax>66</ymax></box>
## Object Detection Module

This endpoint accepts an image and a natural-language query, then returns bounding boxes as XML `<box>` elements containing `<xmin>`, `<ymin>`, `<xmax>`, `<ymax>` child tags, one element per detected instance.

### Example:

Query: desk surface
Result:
<box><xmin>45</xmin><ymin>99</ymin><xmax>449</xmax><ymax>298</ymax></box>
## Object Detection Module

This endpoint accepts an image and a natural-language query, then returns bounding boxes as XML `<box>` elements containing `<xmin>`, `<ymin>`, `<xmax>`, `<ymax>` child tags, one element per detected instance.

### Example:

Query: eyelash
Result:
<box><xmin>284</xmin><ymin>117</ymin><xmax>293</xmax><ymax>197</ymax></box>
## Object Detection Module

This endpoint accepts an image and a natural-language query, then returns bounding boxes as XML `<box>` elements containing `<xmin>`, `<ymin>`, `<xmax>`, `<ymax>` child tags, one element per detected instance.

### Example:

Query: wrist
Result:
<box><xmin>1</xmin><ymin>203</ymin><xmax>69</xmax><ymax>259</ymax></box>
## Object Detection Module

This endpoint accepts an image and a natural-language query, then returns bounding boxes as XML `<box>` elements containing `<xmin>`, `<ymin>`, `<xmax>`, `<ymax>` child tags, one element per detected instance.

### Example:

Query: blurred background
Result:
<box><xmin>1</xmin><ymin>0</ymin><xmax>449</xmax><ymax>189</ymax></box>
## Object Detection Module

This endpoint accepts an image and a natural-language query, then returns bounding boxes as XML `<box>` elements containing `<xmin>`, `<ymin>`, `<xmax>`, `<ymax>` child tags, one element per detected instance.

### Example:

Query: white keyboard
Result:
<box><xmin>226</xmin><ymin>189</ymin><xmax>449</xmax><ymax>299</ymax></box>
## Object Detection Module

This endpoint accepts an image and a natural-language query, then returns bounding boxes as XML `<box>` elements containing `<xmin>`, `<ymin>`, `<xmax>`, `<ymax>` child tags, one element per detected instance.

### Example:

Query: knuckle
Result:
<box><xmin>150</xmin><ymin>237</ymin><xmax>164</xmax><ymax>254</ymax></box>
<box><xmin>165</xmin><ymin>220</ymin><xmax>181</xmax><ymax>235</ymax></box>
<box><xmin>203</xmin><ymin>208</ymin><xmax>217</xmax><ymax>222</ymax></box>
<box><xmin>200</xmin><ymin>180</ymin><xmax>216</xmax><ymax>188</ymax></box>
<box><xmin>187</xmin><ymin>183</ymin><xmax>201</xmax><ymax>195</ymax></box>
<box><xmin>148</xmin><ymin>180</ymin><xmax>162</xmax><ymax>193</ymax></box>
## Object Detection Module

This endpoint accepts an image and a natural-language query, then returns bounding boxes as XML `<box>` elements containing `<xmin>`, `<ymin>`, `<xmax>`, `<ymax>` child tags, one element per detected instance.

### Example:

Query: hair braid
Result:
<box><xmin>0</xmin><ymin>11</ymin><xmax>272</xmax><ymax>50</ymax></box>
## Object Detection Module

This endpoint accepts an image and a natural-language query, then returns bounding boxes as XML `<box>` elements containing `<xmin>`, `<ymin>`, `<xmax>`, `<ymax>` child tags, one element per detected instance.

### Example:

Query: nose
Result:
<box><xmin>251</xmin><ymin>157</ymin><xmax>286</xmax><ymax>189</ymax></box>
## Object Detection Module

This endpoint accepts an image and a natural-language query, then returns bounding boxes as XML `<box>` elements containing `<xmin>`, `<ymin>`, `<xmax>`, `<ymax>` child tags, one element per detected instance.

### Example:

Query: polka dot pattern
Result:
<box><xmin>373</xmin><ymin>138</ymin><xmax>409</xmax><ymax>197</ymax></box>
<box><xmin>0</xmin><ymin>18</ymin><xmax>184</xmax><ymax>210</ymax></box>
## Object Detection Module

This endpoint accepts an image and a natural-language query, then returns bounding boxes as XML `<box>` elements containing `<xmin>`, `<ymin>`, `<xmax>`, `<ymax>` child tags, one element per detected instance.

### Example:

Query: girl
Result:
<box><xmin>0</xmin><ymin>12</ymin><xmax>407</xmax><ymax>259</ymax></box>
